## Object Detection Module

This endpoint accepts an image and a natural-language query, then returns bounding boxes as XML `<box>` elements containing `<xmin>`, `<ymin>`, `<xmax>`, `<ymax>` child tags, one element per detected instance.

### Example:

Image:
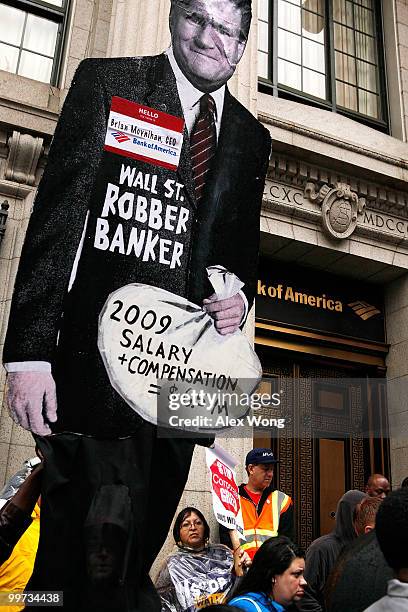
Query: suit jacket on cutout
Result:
<box><xmin>4</xmin><ymin>54</ymin><xmax>271</xmax><ymax>437</ymax></box>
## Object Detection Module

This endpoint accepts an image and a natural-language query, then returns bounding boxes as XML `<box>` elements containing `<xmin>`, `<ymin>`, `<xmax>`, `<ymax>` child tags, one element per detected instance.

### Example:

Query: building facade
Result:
<box><xmin>0</xmin><ymin>0</ymin><xmax>408</xmax><ymax>560</ymax></box>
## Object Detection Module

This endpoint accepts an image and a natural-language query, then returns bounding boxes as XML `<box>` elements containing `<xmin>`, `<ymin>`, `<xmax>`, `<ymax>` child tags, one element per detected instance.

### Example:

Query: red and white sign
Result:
<box><xmin>104</xmin><ymin>97</ymin><xmax>185</xmax><ymax>171</ymax></box>
<box><xmin>206</xmin><ymin>445</ymin><xmax>245</xmax><ymax>539</ymax></box>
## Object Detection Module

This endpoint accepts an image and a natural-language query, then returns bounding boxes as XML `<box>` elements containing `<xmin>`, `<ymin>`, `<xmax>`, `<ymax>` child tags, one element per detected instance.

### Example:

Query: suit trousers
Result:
<box><xmin>29</xmin><ymin>429</ymin><xmax>195</xmax><ymax>611</ymax></box>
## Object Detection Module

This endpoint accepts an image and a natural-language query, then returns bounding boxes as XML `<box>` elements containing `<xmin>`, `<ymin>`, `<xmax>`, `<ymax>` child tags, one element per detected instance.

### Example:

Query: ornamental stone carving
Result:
<box><xmin>5</xmin><ymin>131</ymin><xmax>44</xmax><ymax>186</ymax></box>
<box><xmin>304</xmin><ymin>181</ymin><xmax>366</xmax><ymax>240</ymax></box>
<box><xmin>0</xmin><ymin>200</ymin><xmax>9</xmax><ymax>245</ymax></box>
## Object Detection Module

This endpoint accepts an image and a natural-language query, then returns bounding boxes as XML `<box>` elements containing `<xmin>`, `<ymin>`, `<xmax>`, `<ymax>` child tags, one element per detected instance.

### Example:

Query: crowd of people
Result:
<box><xmin>1</xmin><ymin>447</ymin><xmax>408</xmax><ymax>611</ymax></box>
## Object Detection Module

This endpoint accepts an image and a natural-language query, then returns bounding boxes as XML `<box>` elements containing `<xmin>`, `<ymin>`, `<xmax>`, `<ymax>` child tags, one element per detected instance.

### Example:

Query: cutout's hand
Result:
<box><xmin>203</xmin><ymin>292</ymin><xmax>244</xmax><ymax>335</ymax></box>
<box><xmin>6</xmin><ymin>372</ymin><xmax>57</xmax><ymax>435</ymax></box>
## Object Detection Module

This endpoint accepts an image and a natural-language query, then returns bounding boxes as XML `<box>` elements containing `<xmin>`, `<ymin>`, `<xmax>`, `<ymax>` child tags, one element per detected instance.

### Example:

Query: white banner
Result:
<box><xmin>205</xmin><ymin>444</ymin><xmax>245</xmax><ymax>540</ymax></box>
<box><xmin>97</xmin><ymin>269</ymin><xmax>262</xmax><ymax>430</ymax></box>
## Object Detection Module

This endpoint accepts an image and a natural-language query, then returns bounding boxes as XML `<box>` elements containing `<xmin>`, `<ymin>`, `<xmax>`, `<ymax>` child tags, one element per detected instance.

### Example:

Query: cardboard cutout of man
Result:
<box><xmin>3</xmin><ymin>0</ymin><xmax>271</xmax><ymax>609</ymax></box>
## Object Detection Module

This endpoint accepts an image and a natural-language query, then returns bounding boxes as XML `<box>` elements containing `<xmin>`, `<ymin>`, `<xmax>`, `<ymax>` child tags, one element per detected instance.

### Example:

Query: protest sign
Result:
<box><xmin>205</xmin><ymin>444</ymin><xmax>245</xmax><ymax>539</ymax></box>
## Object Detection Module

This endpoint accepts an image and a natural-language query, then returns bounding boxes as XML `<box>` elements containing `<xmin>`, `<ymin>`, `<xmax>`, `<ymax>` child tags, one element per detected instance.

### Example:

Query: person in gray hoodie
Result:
<box><xmin>302</xmin><ymin>490</ymin><xmax>366</xmax><ymax>610</ymax></box>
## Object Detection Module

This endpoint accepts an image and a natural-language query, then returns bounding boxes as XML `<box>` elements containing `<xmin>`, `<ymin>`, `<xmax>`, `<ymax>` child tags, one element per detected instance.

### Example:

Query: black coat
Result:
<box><xmin>325</xmin><ymin>531</ymin><xmax>394</xmax><ymax>612</ymax></box>
<box><xmin>4</xmin><ymin>54</ymin><xmax>271</xmax><ymax>437</ymax></box>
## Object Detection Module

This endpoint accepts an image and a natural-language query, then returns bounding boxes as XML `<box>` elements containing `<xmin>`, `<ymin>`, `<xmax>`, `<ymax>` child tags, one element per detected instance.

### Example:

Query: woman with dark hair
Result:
<box><xmin>171</xmin><ymin>507</ymin><xmax>211</xmax><ymax>551</ymax></box>
<box><xmin>228</xmin><ymin>537</ymin><xmax>306</xmax><ymax>611</ymax></box>
<box><xmin>155</xmin><ymin>507</ymin><xmax>249</xmax><ymax>611</ymax></box>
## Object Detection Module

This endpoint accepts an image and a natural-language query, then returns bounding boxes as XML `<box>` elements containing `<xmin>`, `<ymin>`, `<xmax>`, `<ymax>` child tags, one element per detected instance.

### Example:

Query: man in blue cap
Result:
<box><xmin>220</xmin><ymin>448</ymin><xmax>293</xmax><ymax>559</ymax></box>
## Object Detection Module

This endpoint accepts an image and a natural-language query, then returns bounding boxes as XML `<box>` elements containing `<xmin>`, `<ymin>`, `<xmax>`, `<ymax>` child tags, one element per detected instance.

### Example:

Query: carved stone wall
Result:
<box><xmin>0</xmin><ymin>129</ymin><xmax>46</xmax><ymax>484</ymax></box>
<box><xmin>4</xmin><ymin>132</ymin><xmax>44</xmax><ymax>186</ymax></box>
<box><xmin>261</xmin><ymin>152</ymin><xmax>408</xmax><ymax>262</ymax></box>
<box><xmin>267</xmin><ymin>153</ymin><xmax>408</xmax><ymax>218</ymax></box>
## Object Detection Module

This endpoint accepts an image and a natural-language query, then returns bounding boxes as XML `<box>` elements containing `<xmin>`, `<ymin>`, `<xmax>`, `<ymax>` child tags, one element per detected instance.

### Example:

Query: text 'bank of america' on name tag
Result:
<box><xmin>104</xmin><ymin>96</ymin><xmax>185</xmax><ymax>171</ymax></box>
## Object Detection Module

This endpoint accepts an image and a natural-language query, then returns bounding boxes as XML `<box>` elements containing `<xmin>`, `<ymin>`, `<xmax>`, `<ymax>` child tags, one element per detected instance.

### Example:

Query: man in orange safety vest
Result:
<box><xmin>220</xmin><ymin>448</ymin><xmax>294</xmax><ymax>560</ymax></box>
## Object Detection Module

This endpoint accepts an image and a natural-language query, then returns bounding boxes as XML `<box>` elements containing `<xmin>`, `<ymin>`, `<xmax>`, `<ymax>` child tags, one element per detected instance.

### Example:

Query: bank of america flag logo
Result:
<box><xmin>111</xmin><ymin>131</ymin><xmax>130</xmax><ymax>143</ymax></box>
<box><xmin>348</xmin><ymin>301</ymin><xmax>381</xmax><ymax>321</ymax></box>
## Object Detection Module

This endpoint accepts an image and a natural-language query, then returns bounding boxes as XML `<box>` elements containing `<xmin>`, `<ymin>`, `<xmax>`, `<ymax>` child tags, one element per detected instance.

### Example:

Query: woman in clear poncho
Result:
<box><xmin>155</xmin><ymin>506</ymin><xmax>249</xmax><ymax>611</ymax></box>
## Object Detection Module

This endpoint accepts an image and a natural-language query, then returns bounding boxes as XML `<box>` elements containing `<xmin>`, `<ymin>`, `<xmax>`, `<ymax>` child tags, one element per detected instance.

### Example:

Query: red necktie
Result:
<box><xmin>190</xmin><ymin>94</ymin><xmax>216</xmax><ymax>203</ymax></box>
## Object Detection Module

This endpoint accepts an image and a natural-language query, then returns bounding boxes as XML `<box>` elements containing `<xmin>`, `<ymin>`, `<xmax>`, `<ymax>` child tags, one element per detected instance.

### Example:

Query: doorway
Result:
<box><xmin>253</xmin><ymin>348</ymin><xmax>390</xmax><ymax>550</ymax></box>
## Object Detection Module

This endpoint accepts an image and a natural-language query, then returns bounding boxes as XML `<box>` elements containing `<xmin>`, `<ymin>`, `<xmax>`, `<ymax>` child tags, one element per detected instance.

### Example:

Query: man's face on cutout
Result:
<box><xmin>170</xmin><ymin>0</ymin><xmax>248</xmax><ymax>92</ymax></box>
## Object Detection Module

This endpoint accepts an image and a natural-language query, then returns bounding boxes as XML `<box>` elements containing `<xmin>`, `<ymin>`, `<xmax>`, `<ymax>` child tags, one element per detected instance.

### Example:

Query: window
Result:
<box><xmin>258</xmin><ymin>0</ymin><xmax>388</xmax><ymax>130</ymax></box>
<box><xmin>0</xmin><ymin>0</ymin><xmax>68</xmax><ymax>84</ymax></box>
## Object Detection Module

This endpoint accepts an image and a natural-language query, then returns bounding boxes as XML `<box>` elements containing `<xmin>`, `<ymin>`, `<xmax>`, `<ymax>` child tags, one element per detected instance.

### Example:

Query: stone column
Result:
<box><xmin>385</xmin><ymin>273</ymin><xmax>408</xmax><ymax>487</ymax></box>
<box><xmin>107</xmin><ymin>0</ymin><xmax>170</xmax><ymax>58</ymax></box>
<box><xmin>395</xmin><ymin>0</ymin><xmax>408</xmax><ymax>141</ymax></box>
<box><xmin>228</xmin><ymin>1</ymin><xmax>260</xmax><ymax>116</ymax></box>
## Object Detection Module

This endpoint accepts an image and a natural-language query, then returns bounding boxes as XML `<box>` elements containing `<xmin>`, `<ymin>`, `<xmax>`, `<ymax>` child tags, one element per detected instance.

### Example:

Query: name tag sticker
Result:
<box><xmin>104</xmin><ymin>96</ymin><xmax>185</xmax><ymax>171</ymax></box>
